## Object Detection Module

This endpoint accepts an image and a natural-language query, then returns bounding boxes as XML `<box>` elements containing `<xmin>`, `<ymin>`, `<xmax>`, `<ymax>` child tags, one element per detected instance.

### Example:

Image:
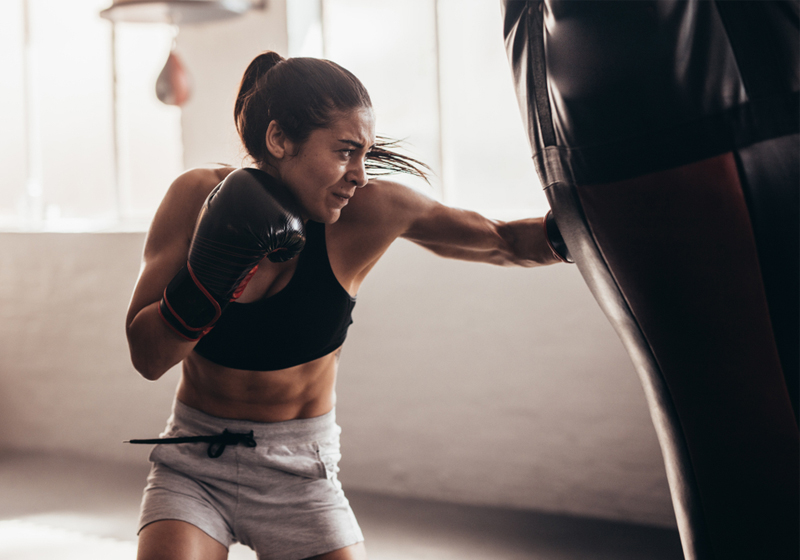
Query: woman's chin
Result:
<box><xmin>309</xmin><ymin>208</ymin><xmax>342</xmax><ymax>224</ymax></box>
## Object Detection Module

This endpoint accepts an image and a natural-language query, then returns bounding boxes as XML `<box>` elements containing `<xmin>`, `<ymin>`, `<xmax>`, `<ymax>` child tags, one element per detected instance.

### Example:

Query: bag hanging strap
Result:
<box><xmin>527</xmin><ymin>0</ymin><xmax>557</xmax><ymax>148</ymax></box>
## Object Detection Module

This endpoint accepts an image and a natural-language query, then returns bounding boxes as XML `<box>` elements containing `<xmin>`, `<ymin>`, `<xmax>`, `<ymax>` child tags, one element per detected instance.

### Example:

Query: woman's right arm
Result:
<box><xmin>125</xmin><ymin>170</ymin><xmax>219</xmax><ymax>380</ymax></box>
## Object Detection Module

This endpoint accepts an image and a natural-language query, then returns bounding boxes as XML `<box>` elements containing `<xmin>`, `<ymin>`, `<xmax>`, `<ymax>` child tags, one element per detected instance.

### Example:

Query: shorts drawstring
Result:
<box><xmin>126</xmin><ymin>429</ymin><xmax>257</xmax><ymax>458</ymax></box>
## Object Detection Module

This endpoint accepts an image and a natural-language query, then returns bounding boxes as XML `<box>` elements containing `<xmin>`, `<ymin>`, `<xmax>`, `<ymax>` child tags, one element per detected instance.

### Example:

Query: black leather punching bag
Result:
<box><xmin>502</xmin><ymin>1</ymin><xmax>799</xmax><ymax>558</ymax></box>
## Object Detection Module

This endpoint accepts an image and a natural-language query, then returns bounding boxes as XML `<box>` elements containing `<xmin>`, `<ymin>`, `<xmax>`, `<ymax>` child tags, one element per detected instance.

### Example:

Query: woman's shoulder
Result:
<box><xmin>160</xmin><ymin>166</ymin><xmax>236</xmax><ymax>216</ymax></box>
<box><xmin>169</xmin><ymin>166</ymin><xmax>236</xmax><ymax>199</ymax></box>
<box><xmin>341</xmin><ymin>178</ymin><xmax>431</xmax><ymax>224</ymax></box>
<box><xmin>340</xmin><ymin>178</ymin><xmax>440</xmax><ymax>239</ymax></box>
<box><xmin>146</xmin><ymin>166</ymin><xmax>237</xmax><ymax>252</ymax></box>
<box><xmin>330</xmin><ymin>177</ymin><xmax>440</xmax><ymax>259</ymax></box>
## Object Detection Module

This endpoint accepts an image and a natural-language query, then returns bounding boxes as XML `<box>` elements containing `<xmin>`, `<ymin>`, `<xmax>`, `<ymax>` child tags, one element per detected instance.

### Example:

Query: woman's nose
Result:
<box><xmin>347</xmin><ymin>159</ymin><xmax>368</xmax><ymax>188</ymax></box>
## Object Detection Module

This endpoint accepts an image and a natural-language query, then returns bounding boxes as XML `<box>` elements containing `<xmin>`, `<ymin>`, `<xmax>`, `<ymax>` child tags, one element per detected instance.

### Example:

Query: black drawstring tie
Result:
<box><xmin>126</xmin><ymin>429</ymin><xmax>257</xmax><ymax>458</ymax></box>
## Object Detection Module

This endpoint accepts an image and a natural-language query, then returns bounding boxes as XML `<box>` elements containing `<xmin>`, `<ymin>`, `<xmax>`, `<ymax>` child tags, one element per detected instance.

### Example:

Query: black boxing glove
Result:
<box><xmin>159</xmin><ymin>168</ymin><xmax>306</xmax><ymax>340</ymax></box>
<box><xmin>544</xmin><ymin>210</ymin><xmax>573</xmax><ymax>263</ymax></box>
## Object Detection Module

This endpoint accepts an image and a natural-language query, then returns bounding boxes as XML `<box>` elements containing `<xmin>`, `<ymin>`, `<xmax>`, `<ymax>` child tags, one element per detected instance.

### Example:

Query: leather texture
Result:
<box><xmin>503</xmin><ymin>0</ymin><xmax>800</xmax><ymax>186</ymax></box>
<box><xmin>734</xmin><ymin>134</ymin><xmax>800</xmax><ymax>423</ymax></box>
<box><xmin>572</xmin><ymin>153</ymin><xmax>799</xmax><ymax>560</ymax></box>
<box><xmin>502</xmin><ymin>1</ymin><xmax>800</xmax><ymax>558</ymax></box>
<box><xmin>160</xmin><ymin>168</ymin><xmax>306</xmax><ymax>339</ymax></box>
<box><xmin>545</xmin><ymin>177</ymin><xmax>716</xmax><ymax>560</ymax></box>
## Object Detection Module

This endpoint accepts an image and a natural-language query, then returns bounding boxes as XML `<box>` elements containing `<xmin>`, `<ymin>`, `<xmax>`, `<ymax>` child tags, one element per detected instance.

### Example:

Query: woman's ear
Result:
<box><xmin>265</xmin><ymin>120</ymin><xmax>288</xmax><ymax>159</ymax></box>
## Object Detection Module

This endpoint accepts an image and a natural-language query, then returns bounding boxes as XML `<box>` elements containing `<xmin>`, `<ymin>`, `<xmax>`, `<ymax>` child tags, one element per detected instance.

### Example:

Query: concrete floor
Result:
<box><xmin>0</xmin><ymin>450</ymin><xmax>684</xmax><ymax>560</ymax></box>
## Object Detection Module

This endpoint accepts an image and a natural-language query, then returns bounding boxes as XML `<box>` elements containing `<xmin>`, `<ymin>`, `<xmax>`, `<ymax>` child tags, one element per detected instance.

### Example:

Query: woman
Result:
<box><xmin>126</xmin><ymin>51</ymin><xmax>567</xmax><ymax>560</ymax></box>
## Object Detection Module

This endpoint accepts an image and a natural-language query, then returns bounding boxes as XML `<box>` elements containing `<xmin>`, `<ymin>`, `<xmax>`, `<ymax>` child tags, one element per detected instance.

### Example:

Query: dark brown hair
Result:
<box><xmin>234</xmin><ymin>51</ymin><xmax>429</xmax><ymax>182</ymax></box>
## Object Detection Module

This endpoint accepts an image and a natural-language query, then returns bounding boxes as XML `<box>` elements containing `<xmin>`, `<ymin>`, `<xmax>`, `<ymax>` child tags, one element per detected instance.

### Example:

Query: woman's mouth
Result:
<box><xmin>332</xmin><ymin>192</ymin><xmax>351</xmax><ymax>207</ymax></box>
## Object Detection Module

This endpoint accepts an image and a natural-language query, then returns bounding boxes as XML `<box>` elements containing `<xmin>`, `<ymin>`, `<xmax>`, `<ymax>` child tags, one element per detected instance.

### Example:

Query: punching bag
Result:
<box><xmin>502</xmin><ymin>2</ymin><xmax>800</xmax><ymax>558</ymax></box>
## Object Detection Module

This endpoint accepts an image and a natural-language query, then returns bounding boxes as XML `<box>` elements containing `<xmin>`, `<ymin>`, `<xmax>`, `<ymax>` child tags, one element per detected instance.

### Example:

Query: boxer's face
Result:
<box><xmin>273</xmin><ymin>107</ymin><xmax>376</xmax><ymax>224</ymax></box>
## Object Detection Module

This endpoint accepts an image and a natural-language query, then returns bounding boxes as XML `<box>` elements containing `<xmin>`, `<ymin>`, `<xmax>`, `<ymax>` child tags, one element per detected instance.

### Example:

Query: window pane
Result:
<box><xmin>115</xmin><ymin>23</ymin><xmax>184</xmax><ymax>225</ymax></box>
<box><xmin>287</xmin><ymin>0</ymin><xmax>324</xmax><ymax>58</ymax></box>
<box><xmin>437</xmin><ymin>0</ymin><xmax>546</xmax><ymax>217</ymax></box>
<box><xmin>323</xmin><ymin>0</ymin><xmax>440</xmax><ymax>197</ymax></box>
<box><xmin>0</xmin><ymin>0</ymin><xmax>29</xmax><ymax>227</ymax></box>
<box><xmin>321</xmin><ymin>0</ymin><xmax>547</xmax><ymax>217</ymax></box>
<box><xmin>28</xmin><ymin>0</ymin><xmax>117</xmax><ymax>228</ymax></box>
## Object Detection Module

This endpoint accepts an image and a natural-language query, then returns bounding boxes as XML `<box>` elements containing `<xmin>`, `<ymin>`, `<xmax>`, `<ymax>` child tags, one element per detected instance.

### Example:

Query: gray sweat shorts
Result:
<box><xmin>138</xmin><ymin>400</ymin><xmax>364</xmax><ymax>559</ymax></box>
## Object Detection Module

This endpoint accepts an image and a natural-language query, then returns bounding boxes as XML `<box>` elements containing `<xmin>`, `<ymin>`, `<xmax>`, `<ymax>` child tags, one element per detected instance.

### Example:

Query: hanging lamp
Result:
<box><xmin>100</xmin><ymin>0</ymin><xmax>264</xmax><ymax>106</ymax></box>
<box><xmin>99</xmin><ymin>0</ymin><xmax>256</xmax><ymax>25</ymax></box>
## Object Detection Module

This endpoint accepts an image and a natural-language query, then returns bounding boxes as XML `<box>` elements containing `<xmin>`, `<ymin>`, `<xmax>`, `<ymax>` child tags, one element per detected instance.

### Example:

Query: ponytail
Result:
<box><xmin>367</xmin><ymin>137</ymin><xmax>431</xmax><ymax>183</ymax></box>
<box><xmin>235</xmin><ymin>51</ymin><xmax>285</xmax><ymax>164</ymax></box>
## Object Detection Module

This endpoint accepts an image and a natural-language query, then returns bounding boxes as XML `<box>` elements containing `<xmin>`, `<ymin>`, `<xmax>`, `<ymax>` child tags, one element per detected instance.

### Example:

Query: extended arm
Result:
<box><xmin>362</xmin><ymin>180</ymin><xmax>568</xmax><ymax>266</ymax></box>
<box><xmin>408</xmin><ymin>206</ymin><xmax>570</xmax><ymax>266</ymax></box>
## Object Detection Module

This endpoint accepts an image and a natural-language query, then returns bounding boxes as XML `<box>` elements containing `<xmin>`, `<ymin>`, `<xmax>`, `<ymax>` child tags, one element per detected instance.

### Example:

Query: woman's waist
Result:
<box><xmin>160</xmin><ymin>398</ymin><xmax>339</xmax><ymax>446</ymax></box>
<box><xmin>177</xmin><ymin>351</ymin><xmax>338</xmax><ymax>423</ymax></box>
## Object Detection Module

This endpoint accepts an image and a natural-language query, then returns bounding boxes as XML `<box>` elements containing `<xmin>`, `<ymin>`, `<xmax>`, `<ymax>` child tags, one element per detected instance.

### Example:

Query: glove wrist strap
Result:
<box><xmin>158</xmin><ymin>264</ymin><xmax>224</xmax><ymax>341</ymax></box>
<box><xmin>544</xmin><ymin>210</ymin><xmax>574</xmax><ymax>264</ymax></box>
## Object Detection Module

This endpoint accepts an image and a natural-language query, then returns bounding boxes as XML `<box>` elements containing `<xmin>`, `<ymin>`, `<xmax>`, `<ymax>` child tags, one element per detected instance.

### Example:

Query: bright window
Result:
<box><xmin>0</xmin><ymin>0</ymin><xmax>183</xmax><ymax>231</ymax></box>
<box><xmin>114</xmin><ymin>24</ymin><xmax>184</xmax><ymax>225</ymax></box>
<box><xmin>321</xmin><ymin>0</ymin><xmax>546</xmax><ymax>218</ymax></box>
<box><xmin>2</xmin><ymin>0</ymin><xmax>546</xmax><ymax>232</ymax></box>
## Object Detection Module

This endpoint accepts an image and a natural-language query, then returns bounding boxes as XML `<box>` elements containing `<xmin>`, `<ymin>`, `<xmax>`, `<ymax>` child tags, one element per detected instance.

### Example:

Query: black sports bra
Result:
<box><xmin>193</xmin><ymin>220</ymin><xmax>356</xmax><ymax>371</ymax></box>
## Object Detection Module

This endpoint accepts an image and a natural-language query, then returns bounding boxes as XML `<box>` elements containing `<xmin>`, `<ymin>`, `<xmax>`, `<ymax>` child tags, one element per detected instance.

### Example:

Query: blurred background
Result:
<box><xmin>0</xmin><ymin>0</ymin><xmax>681</xmax><ymax>558</ymax></box>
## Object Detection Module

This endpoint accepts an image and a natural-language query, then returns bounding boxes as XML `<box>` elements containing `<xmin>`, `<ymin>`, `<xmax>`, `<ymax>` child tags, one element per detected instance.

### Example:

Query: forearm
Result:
<box><xmin>405</xmin><ymin>206</ymin><xmax>515</xmax><ymax>263</ymax></box>
<box><xmin>127</xmin><ymin>302</ymin><xmax>197</xmax><ymax>380</ymax></box>
<box><xmin>394</xmin><ymin>184</ymin><xmax>567</xmax><ymax>266</ymax></box>
<box><xmin>409</xmin><ymin>212</ymin><xmax>562</xmax><ymax>267</ymax></box>
<box><xmin>414</xmin><ymin>238</ymin><xmax>514</xmax><ymax>265</ymax></box>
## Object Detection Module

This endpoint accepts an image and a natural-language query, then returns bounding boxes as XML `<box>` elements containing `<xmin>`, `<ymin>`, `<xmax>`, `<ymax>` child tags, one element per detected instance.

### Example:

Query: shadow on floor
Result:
<box><xmin>0</xmin><ymin>449</ymin><xmax>683</xmax><ymax>560</ymax></box>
